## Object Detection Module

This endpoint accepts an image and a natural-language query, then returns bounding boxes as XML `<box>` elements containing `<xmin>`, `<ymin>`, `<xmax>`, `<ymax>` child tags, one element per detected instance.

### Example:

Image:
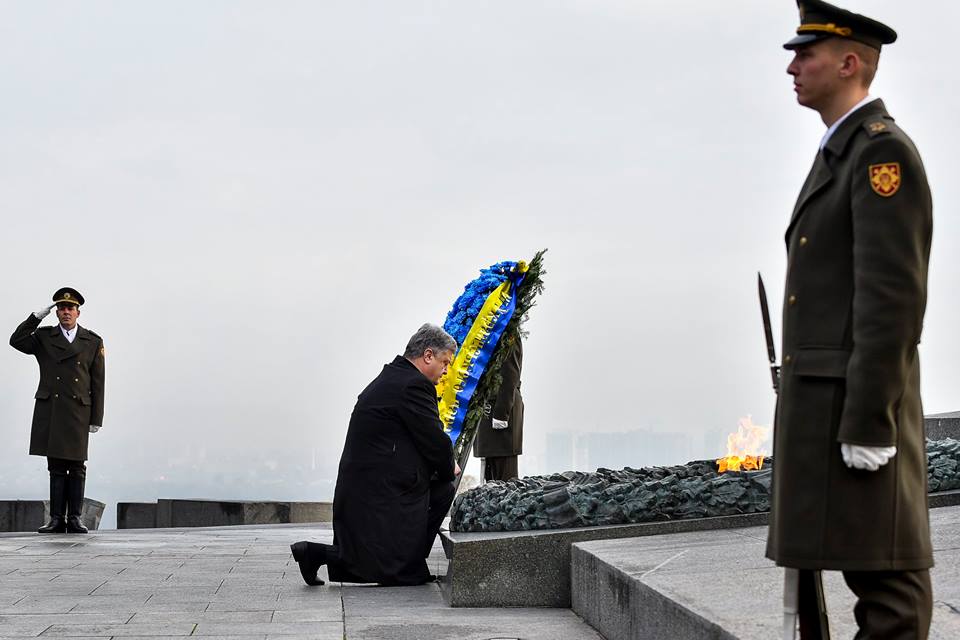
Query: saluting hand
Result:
<box><xmin>33</xmin><ymin>303</ymin><xmax>55</xmax><ymax>319</ymax></box>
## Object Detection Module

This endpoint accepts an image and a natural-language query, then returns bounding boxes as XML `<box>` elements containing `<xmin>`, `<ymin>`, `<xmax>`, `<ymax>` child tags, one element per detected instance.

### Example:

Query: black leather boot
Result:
<box><xmin>65</xmin><ymin>474</ymin><xmax>89</xmax><ymax>534</ymax></box>
<box><xmin>290</xmin><ymin>541</ymin><xmax>326</xmax><ymax>585</ymax></box>
<box><xmin>37</xmin><ymin>474</ymin><xmax>67</xmax><ymax>534</ymax></box>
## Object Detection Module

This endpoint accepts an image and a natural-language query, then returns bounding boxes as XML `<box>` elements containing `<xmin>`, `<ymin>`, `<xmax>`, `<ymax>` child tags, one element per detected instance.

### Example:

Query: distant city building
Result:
<box><xmin>545</xmin><ymin>428</ymin><xmax>694</xmax><ymax>473</ymax></box>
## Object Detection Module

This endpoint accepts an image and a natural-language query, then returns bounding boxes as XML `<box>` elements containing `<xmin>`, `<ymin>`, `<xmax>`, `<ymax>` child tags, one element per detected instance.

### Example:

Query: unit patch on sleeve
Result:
<box><xmin>869</xmin><ymin>162</ymin><xmax>901</xmax><ymax>197</ymax></box>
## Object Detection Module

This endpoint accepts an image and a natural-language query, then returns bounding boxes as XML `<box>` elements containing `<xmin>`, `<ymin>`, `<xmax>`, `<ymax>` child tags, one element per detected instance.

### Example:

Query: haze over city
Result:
<box><xmin>2</xmin><ymin>1</ymin><xmax>957</xmax><ymax>527</ymax></box>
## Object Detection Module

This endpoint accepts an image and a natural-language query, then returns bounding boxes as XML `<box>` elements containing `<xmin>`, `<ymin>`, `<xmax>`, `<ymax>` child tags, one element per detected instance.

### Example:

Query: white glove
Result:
<box><xmin>89</xmin><ymin>425</ymin><xmax>101</xmax><ymax>433</ymax></box>
<box><xmin>492</xmin><ymin>419</ymin><xmax>509</xmax><ymax>430</ymax></box>
<box><xmin>33</xmin><ymin>303</ymin><xmax>55</xmax><ymax>319</ymax></box>
<box><xmin>840</xmin><ymin>443</ymin><xmax>896</xmax><ymax>471</ymax></box>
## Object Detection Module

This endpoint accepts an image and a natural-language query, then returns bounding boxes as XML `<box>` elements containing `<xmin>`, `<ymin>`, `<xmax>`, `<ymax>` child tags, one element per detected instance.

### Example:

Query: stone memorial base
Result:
<box><xmin>116</xmin><ymin>499</ymin><xmax>332</xmax><ymax>529</ymax></box>
<box><xmin>441</xmin><ymin>489</ymin><xmax>960</xmax><ymax>608</ymax></box>
<box><xmin>441</xmin><ymin>513</ymin><xmax>768</xmax><ymax>608</ymax></box>
<box><xmin>571</xmin><ymin>503</ymin><xmax>960</xmax><ymax>640</ymax></box>
<box><xmin>0</xmin><ymin>498</ymin><xmax>105</xmax><ymax>532</ymax></box>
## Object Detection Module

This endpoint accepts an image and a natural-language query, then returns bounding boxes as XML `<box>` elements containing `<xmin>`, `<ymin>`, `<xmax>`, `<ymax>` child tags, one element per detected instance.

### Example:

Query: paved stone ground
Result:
<box><xmin>0</xmin><ymin>524</ymin><xmax>602</xmax><ymax>640</ymax></box>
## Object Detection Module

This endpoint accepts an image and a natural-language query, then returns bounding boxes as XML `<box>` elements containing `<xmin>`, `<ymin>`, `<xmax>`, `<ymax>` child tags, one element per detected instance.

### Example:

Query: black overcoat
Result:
<box><xmin>330</xmin><ymin>356</ymin><xmax>455</xmax><ymax>585</ymax></box>
<box><xmin>473</xmin><ymin>339</ymin><xmax>524</xmax><ymax>458</ymax></box>
<box><xmin>10</xmin><ymin>315</ymin><xmax>105</xmax><ymax>461</ymax></box>
<box><xmin>766</xmin><ymin>100</ymin><xmax>933</xmax><ymax>571</ymax></box>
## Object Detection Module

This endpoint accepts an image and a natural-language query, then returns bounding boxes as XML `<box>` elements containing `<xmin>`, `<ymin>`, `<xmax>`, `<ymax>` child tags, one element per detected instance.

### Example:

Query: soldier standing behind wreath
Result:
<box><xmin>473</xmin><ymin>338</ymin><xmax>523</xmax><ymax>481</ymax></box>
<box><xmin>767</xmin><ymin>1</ymin><xmax>934</xmax><ymax>638</ymax></box>
<box><xmin>10</xmin><ymin>288</ymin><xmax>105</xmax><ymax>534</ymax></box>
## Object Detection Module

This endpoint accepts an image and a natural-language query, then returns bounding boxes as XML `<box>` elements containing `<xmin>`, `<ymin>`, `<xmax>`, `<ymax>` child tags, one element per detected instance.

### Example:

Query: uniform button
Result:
<box><xmin>784</xmin><ymin>355</ymin><xmax>792</xmax><ymax>364</ymax></box>
<box><xmin>72</xmin><ymin>395</ymin><xmax>77</xmax><ymax>399</ymax></box>
<box><xmin>799</xmin><ymin>236</ymin><xmax>808</xmax><ymax>246</ymax></box>
<box><xmin>788</xmin><ymin>295</ymin><xmax>797</xmax><ymax>305</ymax></box>
<box><xmin>56</xmin><ymin>376</ymin><xmax>60</xmax><ymax>381</ymax></box>
<box><xmin>74</xmin><ymin>378</ymin><xmax>79</xmax><ymax>382</ymax></box>
<box><xmin>54</xmin><ymin>394</ymin><xmax>59</xmax><ymax>398</ymax></box>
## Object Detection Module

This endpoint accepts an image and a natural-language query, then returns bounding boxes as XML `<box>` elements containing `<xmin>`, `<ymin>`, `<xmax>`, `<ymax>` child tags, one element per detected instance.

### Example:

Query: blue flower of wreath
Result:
<box><xmin>443</xmin><ymin>260</ymin><xmax>519</xmax><ymax>347</ymax></box>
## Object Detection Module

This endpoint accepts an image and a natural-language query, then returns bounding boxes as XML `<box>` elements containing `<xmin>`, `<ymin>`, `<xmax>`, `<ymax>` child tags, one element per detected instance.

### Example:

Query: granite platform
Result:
<box><xmin>441</xmin><ymin>489</ymin><xmax>960</xmax><ymax>608</ymax></box>
<box><xmin>571</xmin><ymin>504</ymin><xmax>960</xmax><ymax>640</ymax></box>
<box><xmin>0</xmin><ymin>523</ymin><xmax>602</xmax><ymax>639</ymax></box>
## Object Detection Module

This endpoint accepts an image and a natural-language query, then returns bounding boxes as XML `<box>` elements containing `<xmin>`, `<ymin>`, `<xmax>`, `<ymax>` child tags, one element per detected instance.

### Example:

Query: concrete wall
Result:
<box><xmin>116</xmin><ymin>499</ymin><xmax>333</xmax><ymax>529</ymax></box>
<box><xmin>926</xmin><ymin>413</ymin><xmax>960</xmax><ymax>441</ymax></box>
<box><xmin>0</xmin><ymin>499</ymin><xmax>105</xmax><ymax>532</ymax></box>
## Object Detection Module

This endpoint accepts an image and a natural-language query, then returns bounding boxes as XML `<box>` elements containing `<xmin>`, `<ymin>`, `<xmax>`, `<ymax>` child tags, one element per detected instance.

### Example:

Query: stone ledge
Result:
<box><xmin>117</xmin><ymin>499</ymin><xmax>332</xmax><ymax>529</ymax></box>
<box><xmin>441</xmin><ymin>512</ymin><xmax>769</xmax><ymax>608</ymax></box>
<box><xmin>0</xmin><ymin>498</ymin><xmax>105</xmax><ymax>532</ymax></box>
<box><xmin>571</xmin><ymin>503</ymin><xmax>960</xmax><ymax>640</ymax></box>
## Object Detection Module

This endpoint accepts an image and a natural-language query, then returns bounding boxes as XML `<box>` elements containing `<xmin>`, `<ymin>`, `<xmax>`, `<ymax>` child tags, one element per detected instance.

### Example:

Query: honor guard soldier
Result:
<box><xmin>766</xmin><ymin>1</ymin><xmax>934</xmax><ymax>638</ymax></box>
<box><xmin>473</xmin><ymin>337</ymin><xmax>524</xmax><ymax>481</ymax></box>
<box><xmin>10</xmin><ymin>288</ymin><xmax>106</xmax><ymax>534</ymax></box>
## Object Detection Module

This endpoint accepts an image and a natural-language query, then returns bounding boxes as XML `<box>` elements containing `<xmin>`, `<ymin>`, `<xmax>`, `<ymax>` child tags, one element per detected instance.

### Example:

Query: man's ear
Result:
<box><xmin>838</xmin><ymin>52</ymin><xmax>860</xmax><ymax>79</ymax></box>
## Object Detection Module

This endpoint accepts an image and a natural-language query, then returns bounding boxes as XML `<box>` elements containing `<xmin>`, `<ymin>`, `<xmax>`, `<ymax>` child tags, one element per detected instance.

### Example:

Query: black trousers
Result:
<box><xmin>843</xmin><ymin>569</ymin><xmax>932</xmax><ymax>640</ymax></box>
<box><xmin>482</xmin><ymin>456</ymin><xmax>518</xmax><ymax>482</ymax></box>
<box><xmin>325</xmin><ymin>478</ymin><xmax>455</xmax><ymax>584</ymax></box>
<box><xmin>47</xmin><ymin>457</ymin><xmax>86</xmax><ymax>479</ymax></box>
<box><xmin>797</xmin><ymin>569</ymin><xmax>933</xmax><ymax>639</ymax></box>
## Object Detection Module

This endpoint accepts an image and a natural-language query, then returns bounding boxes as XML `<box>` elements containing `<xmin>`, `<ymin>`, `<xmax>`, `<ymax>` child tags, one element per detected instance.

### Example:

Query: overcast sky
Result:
<box><xmin>2</xmin><ymin>1</ymin><xmax>957</xmax><ymax>510</ymax></box>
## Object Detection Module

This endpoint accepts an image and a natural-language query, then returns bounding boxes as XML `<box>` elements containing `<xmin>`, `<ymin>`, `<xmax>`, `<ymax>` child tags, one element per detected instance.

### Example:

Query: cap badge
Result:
<box><xmin>64</xmin><ymin>293</ymin><xmax>72</xmax><ymax>300</ymax></box>
<box><xmin>869</xmin><ymin>162</ymin><xmax>902</xmax><ymax>197</ymax></box>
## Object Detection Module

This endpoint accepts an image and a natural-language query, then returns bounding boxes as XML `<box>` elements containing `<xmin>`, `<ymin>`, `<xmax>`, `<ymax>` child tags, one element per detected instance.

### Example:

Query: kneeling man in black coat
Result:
<box><xmin>292</xmin><ymin>323</ymin><xmax>458</xmax><ymax>586</ymax></box>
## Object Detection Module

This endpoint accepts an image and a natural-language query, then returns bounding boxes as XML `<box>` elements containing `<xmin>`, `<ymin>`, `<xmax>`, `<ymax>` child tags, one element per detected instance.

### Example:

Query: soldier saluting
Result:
<box><xmin>10</xmin><ymin>288</ymin><xmax>105</xmax><ymax>534</ymax></box>
<box><xmin>767</xmin><ymin>1</ymin><xmax>934</xmax><ymax>638</ymax></box>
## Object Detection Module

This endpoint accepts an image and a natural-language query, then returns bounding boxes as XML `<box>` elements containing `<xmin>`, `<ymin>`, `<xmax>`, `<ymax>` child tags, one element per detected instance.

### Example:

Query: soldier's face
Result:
<box><xmin>787</xmin><ymin>41</ymin><xmax>842</xmax><ymax>111</ymax></box>
<box><xmin>423</xmin><ymin>348</ymin><xmax>455</xmax><ymax>384</ymax></box>
<box><xmin>56</xmin><ymin>304</ymin><xmax>79</xmax><ymax>329</ymax></box>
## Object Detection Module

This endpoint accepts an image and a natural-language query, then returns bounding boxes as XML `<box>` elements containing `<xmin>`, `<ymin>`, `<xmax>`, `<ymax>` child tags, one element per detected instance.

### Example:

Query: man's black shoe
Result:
<box><xmin>37</xmin><ymin>516</ymin><xmax>67</xmax><ymax>534</ymax></box>
<box><xmin>290</xmin><ymin>541</ymin><xmax>325</xmax><ymax>586</ymax></box>
<box><xmin>66</xmin><ymin>515</ymin><xmax>89</xmax><ymax>534</ymax></box>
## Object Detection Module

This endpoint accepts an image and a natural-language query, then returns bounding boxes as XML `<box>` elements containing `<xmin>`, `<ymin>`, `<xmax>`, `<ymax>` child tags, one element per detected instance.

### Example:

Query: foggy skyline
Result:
<box><xmin>2</xmin><ymin>1</ymin><xmax>957</xmax><ymax>526</ymax></box>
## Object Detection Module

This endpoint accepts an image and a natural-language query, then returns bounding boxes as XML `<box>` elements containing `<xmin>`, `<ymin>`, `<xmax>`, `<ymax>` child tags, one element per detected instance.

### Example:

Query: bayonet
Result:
<box><xmin>758</xmin><ymin>273</ymin><xmax>781</xmax><ymax>394</ymax></box>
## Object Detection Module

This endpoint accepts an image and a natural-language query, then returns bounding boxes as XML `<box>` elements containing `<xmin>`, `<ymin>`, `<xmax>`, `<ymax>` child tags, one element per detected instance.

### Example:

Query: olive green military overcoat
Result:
<box><xmin>473</xmin><ymin>339</ymin><xmax>524</xmax><ymax>458</ymax></box>
<box><xmin>766</xmin><ymin>100</ymin><xmax>933</xmax><ymax>571</ymax></box>
<box><xmin>10</xmin><ymin>315</ymin><xmax>105</xmax><ymax>461</ymax></box>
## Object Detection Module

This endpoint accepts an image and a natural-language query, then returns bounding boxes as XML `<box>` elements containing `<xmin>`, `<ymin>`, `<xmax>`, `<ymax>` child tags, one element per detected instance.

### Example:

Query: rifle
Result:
<box><xmin>759</xmin><ymin>272</ymin><xmax>830</xmax><ymax>640</ymax></box>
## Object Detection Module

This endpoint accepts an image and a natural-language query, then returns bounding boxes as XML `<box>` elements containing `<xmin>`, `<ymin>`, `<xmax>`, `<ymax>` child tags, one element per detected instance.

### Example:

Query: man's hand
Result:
<box><xmin>492</xmin><ymin>419</ymin><xmax>509</xmax><ymax>430</ymax></box>
<box><xmin>89</xmin><ymin>425</ymin><xmax>101</xmax><ymax>434</ymax></box>
<box><xmin>33</xmin><ymin>303</ymin><xmax>55</xmax><ymax>319</ymax></box>
<box><xmin>840</xmin><ymin>443</ymin><xmax>896</xmax><ymax>471</ymax></box>
<box><xmin>454</xmin><ymin>462</ymin><xmax>461</xmax><ymax>476</ymax></box>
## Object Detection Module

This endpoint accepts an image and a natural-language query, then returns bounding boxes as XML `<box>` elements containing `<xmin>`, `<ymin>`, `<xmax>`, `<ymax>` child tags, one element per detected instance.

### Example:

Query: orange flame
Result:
<box><xmin>716</xmin><ymin>416</ymin><xmax>771</xmax><ymax>473</ymax></box>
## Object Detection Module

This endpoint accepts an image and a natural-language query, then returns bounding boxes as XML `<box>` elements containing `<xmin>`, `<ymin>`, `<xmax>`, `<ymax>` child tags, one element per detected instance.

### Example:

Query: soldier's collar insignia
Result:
<box><xmin>869</xmin><ymin>162</ymin><xmax>901</xmax><ymax>197</ymax></box>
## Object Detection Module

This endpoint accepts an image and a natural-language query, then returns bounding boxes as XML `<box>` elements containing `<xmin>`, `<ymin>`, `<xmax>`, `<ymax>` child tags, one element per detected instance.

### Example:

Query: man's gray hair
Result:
<box><xmin>403</xmin><ymin>323</ymin><xmax>457</xmax><ymax>359</ymax></box>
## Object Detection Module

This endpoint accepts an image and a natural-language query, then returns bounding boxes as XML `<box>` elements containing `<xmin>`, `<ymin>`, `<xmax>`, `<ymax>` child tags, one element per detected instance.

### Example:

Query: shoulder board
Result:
<box><xmin>84</xmin><ymin>328</ymin><xmax>101</xmax><ymax>340</ymax></box>
<box><xmin>863</xmin><ymin>118</ymin><xmax>893</xmax><ymax>138</ymax></box>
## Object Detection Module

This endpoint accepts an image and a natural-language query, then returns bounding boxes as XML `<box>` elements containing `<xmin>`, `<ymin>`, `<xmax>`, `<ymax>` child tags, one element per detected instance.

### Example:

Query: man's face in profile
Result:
<box><xmin>56</xmin><ymin>303</ymin><xmax>79</xmax><ymax>330</ymax></box>
<box><xmin>422</xmin><ymin>348</ymin><xmax>454</xmax><ymax>384</ymax></box>
<box><xmin>787</xmin><ymin>39</ymin><xmax>842</xmax><ymax>111</ymax></box>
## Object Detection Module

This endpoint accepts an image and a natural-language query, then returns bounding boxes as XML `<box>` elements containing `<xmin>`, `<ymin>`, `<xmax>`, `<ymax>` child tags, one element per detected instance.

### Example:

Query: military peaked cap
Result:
<box><xmin>784</xmin><ymin>0</ymin><xmax>897</xmax><ymax>51</ymax></box>
<box><xmin>52</xmin><ymin>287</ymin><xmax>85</xmax><ymax>306</ymax></box>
